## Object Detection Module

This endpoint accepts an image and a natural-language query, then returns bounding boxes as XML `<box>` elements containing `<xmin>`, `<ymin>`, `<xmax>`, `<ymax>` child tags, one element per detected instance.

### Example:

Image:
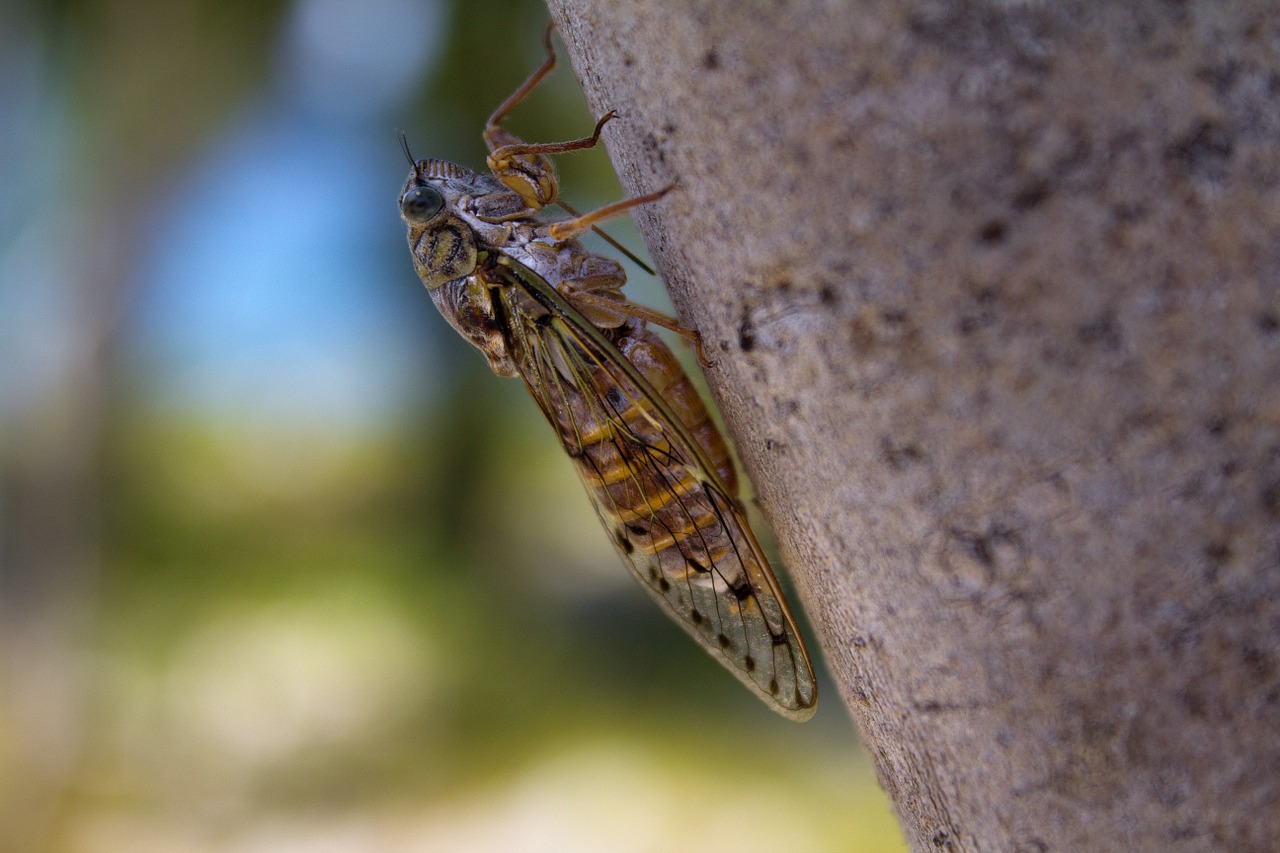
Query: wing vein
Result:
<box><xmin>485</xmin><ymin>258</ymin><xmax>817</xmax><ymax>718</ymax></box>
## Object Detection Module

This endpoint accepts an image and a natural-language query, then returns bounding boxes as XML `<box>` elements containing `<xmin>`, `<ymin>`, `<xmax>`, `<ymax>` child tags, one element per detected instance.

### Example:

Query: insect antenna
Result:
<box><xmin>398</xmin><ymin>130</ymin><xmax>420</xmax><ymax>175</ymax></box>
<box><xmin>554</xmin><ymin>198</ymin><xmax>656</xmax><ymax>276</ymax></box>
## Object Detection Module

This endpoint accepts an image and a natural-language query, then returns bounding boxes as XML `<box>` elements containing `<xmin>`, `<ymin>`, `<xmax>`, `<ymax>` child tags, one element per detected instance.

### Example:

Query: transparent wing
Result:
<box><xmin>488</xmin><ymin>256</ymin><xmax>817</xmax><ymax>720</ymax></box>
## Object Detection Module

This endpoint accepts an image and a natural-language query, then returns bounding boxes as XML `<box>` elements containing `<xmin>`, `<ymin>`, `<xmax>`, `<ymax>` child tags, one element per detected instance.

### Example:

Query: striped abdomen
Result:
<box><xmin>561</xmin><ymin>324</ymin><xmax>744</xmax><ymax>584</ymax></box>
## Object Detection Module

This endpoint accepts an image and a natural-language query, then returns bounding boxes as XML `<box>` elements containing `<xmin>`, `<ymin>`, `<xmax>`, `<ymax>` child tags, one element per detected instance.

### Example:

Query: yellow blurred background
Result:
<box><xmin>0</xmin><ymin>0</ymin><xmax>906</xmax><ymax>850</ymax></box>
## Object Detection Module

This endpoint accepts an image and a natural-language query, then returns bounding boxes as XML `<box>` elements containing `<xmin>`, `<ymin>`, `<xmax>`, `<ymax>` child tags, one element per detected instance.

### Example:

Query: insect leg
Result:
<box><xmin>562</xmin><ymin>285</ymin><xmax>699</xmax><ymax>344</ymax></box>
<box><xmin>487</xmin><ymin>110</ymin><xmax>619</xmax><ymax>210</ymax></box>
<box><xmin>490</xmin><ymin>110</ymin><xmax>618</xmax><ymax>167</ymax></box>
<box><xmin>555</xmin><ymin>197</ymin><xmax>656</xmax><ymax>275</ymax></box>
<box><xmin>546</xmin><ymin>183</ymin><xmax>675</xmax><ymax>242</ymax></box>
<box><xmin>483</xmin><ymin>21</ymin><xmax>558</xmax><ymax>152</ymax></box>
<box><xmin>621</xmin><ymin>301</ymin><xmax>708</xmax><ymax>364</ymax></box>
<box><xmin>483</xmin><ymin>23</ymin><xmax>655</xmax><ymax>272</ymax></box>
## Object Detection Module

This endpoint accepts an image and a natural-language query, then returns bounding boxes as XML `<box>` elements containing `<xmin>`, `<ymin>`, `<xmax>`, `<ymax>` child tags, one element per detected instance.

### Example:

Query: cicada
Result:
<box><xmin>397</xmin><ymin>26</ymin><xmax>816</xmax><ymax>720</ymax></box>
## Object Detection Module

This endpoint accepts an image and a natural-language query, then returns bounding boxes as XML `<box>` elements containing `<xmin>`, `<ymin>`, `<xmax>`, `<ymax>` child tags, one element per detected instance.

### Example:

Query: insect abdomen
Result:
<box><xmin>569</xmin><ymin>326</ymin><xmax>741</xmax><ymax>574</ymax></box>
<box><xmin>615</xmin><ymin>328</ymin><xmax>737</xmax><ymax>493</ymax></box>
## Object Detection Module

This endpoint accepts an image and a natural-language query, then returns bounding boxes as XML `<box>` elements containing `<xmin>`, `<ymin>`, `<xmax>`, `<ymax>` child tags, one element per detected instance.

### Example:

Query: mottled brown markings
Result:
<box><xmin>558</xmin><ymin>341</ymin><xmax>714</xmax><ymax>598</ymax></box>
<box><xmin>400</xmin><ymin>35</ymin><xmax>818</xmax><ymax>718</ymax></box>
<box><xmin>605</xmin><ymin>386</ymin><xmax>629</xmax><ymax>412</ymax></box>
<box><xmin>616</xmin><ymin>530</ymin><xmax>635</xmax><ymax>553</ymax></box>
<box><xmin>473</xmin><ymin>191</ymin><xmax>528</xmax><ymax>221</ymax></box>
<box><xmin>977</xmin><ymin>219</ymin><xmax>1007</xmax><ymax>244</ymax></box>
<box><xmin>430</xmin><ymin>223</ymin><xmax>469</xmax><ymax>274</ymax></box>
<box><xmin>507</xmin><ymin>157</ymin><xmax>541</xmax><ymax>186</ymax></box>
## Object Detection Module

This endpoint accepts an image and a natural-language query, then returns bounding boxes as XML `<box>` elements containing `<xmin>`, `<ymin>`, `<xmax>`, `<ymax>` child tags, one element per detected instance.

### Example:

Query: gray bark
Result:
<box><xmin>546</xmin><ymin>1</ymin><xmax>1280</xmax><ymax>850</ymax></box>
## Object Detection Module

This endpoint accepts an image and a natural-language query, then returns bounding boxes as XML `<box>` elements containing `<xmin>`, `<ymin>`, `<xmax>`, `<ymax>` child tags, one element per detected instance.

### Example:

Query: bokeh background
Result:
<box><xmin>0</xmin><ymin>0</ymin><xmax>906</xmax><ymax>850</ymax></box>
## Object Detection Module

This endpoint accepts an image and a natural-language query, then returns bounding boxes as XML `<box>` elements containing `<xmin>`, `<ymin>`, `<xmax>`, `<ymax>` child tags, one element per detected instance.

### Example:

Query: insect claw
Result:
<box><xmin>691</xmin><ymin>329</ymin><xmax>713</xmax><ymax>367</ymax></box>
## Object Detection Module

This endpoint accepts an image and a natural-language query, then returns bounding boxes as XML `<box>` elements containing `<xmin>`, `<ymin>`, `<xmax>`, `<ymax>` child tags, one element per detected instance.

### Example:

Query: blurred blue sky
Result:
<box><xmin>2</xmin><ymin>0</ymin><xmax>453</xmax><ymax>431</ymax></box>
<box><xmin>132</xmin><ymin>108</ymin><xmax>437</xmax><ymax>428</ymax></box>
<box><xmin>132</xmin><ymin>0</ymin><xmax>449</xmax><ymax>429</ymax></box>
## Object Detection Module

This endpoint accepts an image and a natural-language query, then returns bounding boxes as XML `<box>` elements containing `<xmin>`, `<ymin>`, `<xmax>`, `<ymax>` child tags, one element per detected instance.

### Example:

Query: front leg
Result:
<box><xmin>482</xmin><ymin>22</ymin><xmax>617</xmax><ymax>210</ymax></box>
<box><xmin>486</xmin><ymin>111</ymin><xmax>617</xmax><ymax>210</ymax></box>
<box><xmin>482</xmin><ymin>22</ymin><xmax>558</xmax><ymax>154</ymax></box>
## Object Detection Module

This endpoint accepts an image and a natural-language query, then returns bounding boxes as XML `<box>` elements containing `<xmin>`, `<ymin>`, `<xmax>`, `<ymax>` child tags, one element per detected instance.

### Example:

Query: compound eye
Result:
<box><xmin>400</xmin><ymin>185</ymin><xmax>444</xmax><ymax>222</ymax></box>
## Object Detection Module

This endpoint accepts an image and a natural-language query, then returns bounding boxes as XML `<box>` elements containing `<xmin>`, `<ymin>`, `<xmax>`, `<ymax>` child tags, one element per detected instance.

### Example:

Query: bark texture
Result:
<box><xmin>547</xmin><ymin>1</ymin><xmax>1280</xmax><ymax>850</ymax></box>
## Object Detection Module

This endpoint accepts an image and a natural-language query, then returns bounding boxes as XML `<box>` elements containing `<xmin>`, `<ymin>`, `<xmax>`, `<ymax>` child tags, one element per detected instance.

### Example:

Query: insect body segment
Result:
<box><xmin>398</xmin><ymin>28</ymin><xmax>816</xmax><ymax>720</ymax></box>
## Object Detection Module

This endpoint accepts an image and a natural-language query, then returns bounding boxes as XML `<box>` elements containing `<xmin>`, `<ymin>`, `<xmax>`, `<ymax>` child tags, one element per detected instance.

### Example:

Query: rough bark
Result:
<box><xmin>546</xmin><ymin>1</ymin><xmax>1280</xmax><ymax>850</ymax></box>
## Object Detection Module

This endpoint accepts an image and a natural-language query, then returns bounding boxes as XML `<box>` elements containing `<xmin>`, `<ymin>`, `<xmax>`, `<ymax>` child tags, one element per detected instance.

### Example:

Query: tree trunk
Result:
<box><xmin>546</xmin><ymin>1</ymin><xmax>1280</xmax><ymax>850</ymax></box>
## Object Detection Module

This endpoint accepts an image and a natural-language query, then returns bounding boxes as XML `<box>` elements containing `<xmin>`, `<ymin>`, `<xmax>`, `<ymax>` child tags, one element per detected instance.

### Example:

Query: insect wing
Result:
<box><xmin>489</xmin><ymin>256</ymin><xmax>817</xmax><ymax>719</ymax></box>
